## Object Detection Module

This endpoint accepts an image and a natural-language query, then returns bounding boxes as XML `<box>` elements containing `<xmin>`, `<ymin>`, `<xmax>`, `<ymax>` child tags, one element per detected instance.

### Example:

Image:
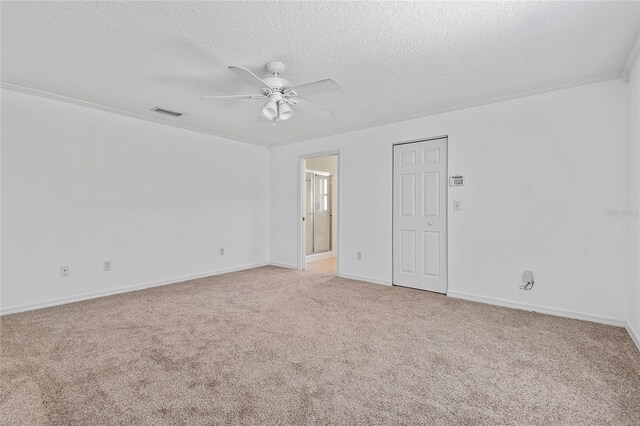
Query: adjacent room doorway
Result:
<box><xmin>300</xmin><ymin>153</ymin><xmax>339</xmax><ymax>275</ymax></box>
<box><xmin>393</xmin><ymin>137</ymin><xmax>448</xmax><ymax>293</ymax></box>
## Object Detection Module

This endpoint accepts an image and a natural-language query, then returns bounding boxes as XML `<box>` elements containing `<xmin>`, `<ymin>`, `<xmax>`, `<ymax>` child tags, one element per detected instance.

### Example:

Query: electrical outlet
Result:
<box><xmin>357</xmin><ymin>252</ymin><xmax>362</xmax><ymax>261</ymax></box>
<box><xmin>220</xmin><ymin>248</ymin><xmax>225</xmax><ymax>255</ymax></box>
<box><xmin>60</xmin><ymin>266</ymin><xmax>69</xmax><ymax>277</ymax></box>
<box><xmin>103</xmin><ymin>261</ymin><xmax>112</xmax><ymax>271</ymax></box>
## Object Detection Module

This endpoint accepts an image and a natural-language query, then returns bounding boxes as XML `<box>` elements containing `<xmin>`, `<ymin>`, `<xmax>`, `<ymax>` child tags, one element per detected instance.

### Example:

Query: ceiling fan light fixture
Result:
<box><xmin>278</xmin><ymin>102</ymin><xmax>293</xmax><ymax>120</ymax></box>
<box><xmin>202</xmin><ymin>62</ymin><xmax>339</xmax><ymax>123</ymax></box>
<box><xmin>262</xmin><ymin>100</ymin><xmax>278</xmax><ymax>119</ymax></box>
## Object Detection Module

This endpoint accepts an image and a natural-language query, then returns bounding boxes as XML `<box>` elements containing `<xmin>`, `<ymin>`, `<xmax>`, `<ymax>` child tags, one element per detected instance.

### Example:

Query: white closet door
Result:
<box><xmin>393</xmin><ymin>138</ymin><xmax>447</xmax><ymax>293</ymax></box>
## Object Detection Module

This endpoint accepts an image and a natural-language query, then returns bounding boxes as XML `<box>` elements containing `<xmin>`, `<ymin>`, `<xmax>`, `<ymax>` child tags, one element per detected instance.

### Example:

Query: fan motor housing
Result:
<box><xmin>263</xmin><ymin>77</ymin><xmax>292</xmax><ymax>91</ymax></box>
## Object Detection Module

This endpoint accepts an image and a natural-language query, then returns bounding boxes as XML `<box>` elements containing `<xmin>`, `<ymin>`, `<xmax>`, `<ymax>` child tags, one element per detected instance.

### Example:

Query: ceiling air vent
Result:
<box><xmin>151</xmin><ymin>107</ymin><xmax>183</xmax><ymax>117</ymax></box>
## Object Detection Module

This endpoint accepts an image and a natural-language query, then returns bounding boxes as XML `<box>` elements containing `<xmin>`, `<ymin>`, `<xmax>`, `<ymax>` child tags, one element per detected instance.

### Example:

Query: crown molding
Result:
<box><xmin>272</xmin><ymin>70</ymin><xmax>624</xmax><ymax>147</ymax></box>
<box><xmin>0</xmin><ymin>82</ymin><xmax>271</xmax><ymax>149</ymax></box>
<box><xmin>622</xmin><ymin>30</ymin><xmax>640</xmax><ymax>83</ymax></box>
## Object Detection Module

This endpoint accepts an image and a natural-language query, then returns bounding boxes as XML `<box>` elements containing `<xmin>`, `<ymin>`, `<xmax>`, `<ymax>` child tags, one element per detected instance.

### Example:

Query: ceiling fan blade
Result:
<box><xmin>229</xmin><ymin>66</ymin><xmax>272</xmax><ymax>89</ymax></box>
<box><xmin>289</xmin><ymin>78</ymin><xmax>341</xmax><ymax>97</ymax></box>
<box><xmin>201</xmin><ymin>94</ymin><xmax>266</xmax><ymax>100</ymax></box>
<box><xmin>292</xmin><ymin>98</ymin><xmax>334</xmax><ymax>118</ymax></box>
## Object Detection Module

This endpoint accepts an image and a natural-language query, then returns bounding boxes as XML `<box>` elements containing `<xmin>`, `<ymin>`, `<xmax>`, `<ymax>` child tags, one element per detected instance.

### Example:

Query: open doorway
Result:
<box><xmin>301</xmin><ymin>154</ymin><xmax>339</xmax><ymax>275</ymax></box>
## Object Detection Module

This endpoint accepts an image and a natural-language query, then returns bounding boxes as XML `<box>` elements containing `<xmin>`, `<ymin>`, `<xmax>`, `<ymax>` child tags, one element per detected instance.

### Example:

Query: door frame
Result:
<box><xmin>391</xmin><ymin>135</ymin><xmax>449</xmax><ymax>292</ymax></box>
<box><xmin>298</xmin><ymin>150</ymin><xmax>341</xmax><ymax>274</ymax></box>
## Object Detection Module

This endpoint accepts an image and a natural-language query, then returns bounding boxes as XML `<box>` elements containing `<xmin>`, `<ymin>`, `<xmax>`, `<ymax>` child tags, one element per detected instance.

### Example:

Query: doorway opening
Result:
<box><xmin>300</xmin><ymin>153</ymin><xmax>339</xmax><ymax>275</ymax></box>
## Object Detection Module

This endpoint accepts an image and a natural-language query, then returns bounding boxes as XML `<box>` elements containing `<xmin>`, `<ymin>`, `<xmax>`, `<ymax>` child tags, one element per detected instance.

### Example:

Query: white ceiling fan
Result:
<box><xmin>201</xmin><ymin>62</ymin><xmax>341</xmax><ymax>124</ymax></box>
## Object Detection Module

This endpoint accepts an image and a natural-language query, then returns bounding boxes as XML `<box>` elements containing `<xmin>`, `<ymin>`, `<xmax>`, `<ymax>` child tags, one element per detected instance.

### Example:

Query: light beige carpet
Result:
<box><xmin>1</xmin><ymin>266</ymin><xmax>638</xmax><ymax>425</ymax></box>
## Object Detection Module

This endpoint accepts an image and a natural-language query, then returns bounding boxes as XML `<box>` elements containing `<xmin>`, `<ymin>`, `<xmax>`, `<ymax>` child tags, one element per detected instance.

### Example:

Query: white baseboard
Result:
<box><xmin>0</xmin><ymin>262</ymin><xmax>269</xmax><ymax>316</ymax></box>
<box><xmin>447</xmin><ymin>290</ymin><xmax>626</xmax><ymax>327</ymax></box>
<box><xmin>626</xmin><ymin>322</ymin><xmax>640</xmax><ymax>352</ymax></box>
<box><xmin>337</xmin><ymin>272</ymin><xmax>392</xmax><ymax>287</ymax></box>
<box><xmin>269</xmin><ymin>262</ymin><xmax>299</xmax><ymax>269</ymax></box>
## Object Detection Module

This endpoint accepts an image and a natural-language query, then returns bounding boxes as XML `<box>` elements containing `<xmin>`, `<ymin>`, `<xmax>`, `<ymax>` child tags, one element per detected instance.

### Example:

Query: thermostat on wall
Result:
<box><xmin>449</xmin><ymin>175</ymin><xmax>464</xmax><ymax>186</ymax></box>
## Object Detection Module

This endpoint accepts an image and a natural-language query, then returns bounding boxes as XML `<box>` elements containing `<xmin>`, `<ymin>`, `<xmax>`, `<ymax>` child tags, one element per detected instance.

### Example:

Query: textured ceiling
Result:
<box><xmin>2</xmin><ymin>1</ymin><xmax>639</xmax><ymax>146</ymax></box>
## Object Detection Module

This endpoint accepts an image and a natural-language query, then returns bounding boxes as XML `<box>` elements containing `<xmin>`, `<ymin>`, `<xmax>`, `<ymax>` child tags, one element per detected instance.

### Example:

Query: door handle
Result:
<box><xmin>427</xmin><ymin>222</ymin><xmax>434</xmax><ymax>226</ymax></box>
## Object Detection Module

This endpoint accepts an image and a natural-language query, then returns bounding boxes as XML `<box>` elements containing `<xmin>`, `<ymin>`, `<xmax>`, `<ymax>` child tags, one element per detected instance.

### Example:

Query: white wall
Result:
<box><xmin>628</xmin><ymin>54</ymin><xmax>640</xmax><ymax>346</ymax></box>
<box><xmin>271</xmin><ymin>79</ymin><xmax>630</xmax><ymax>324</ymax></box>
<box><xmin>305</xmin><ymin>155</ymin><xmax>338</xmax><ymax>259</ymax></box>
<box><xmin>1</xmin><ymin>88</ymin><xmax>270</xmax><ymax>313</ymax></box>
<box><xmin>1</xmin><ymin>78</ymin><xmax>634</xmax><ymax>329</ymax></box>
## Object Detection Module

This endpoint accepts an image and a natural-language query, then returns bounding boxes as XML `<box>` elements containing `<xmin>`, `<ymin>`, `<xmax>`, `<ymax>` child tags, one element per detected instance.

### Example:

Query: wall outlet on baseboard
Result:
<box><xmin>357</xmin><ymin>252</ymin><xmax>362</xmax><ymax>261</ymax></box>
<box><xmin>60</xmin><ymin>266</ymin><xmax>69</xmax><ymax>277</ymax></box>
<box><xmin>220</xmin><ymin>248</ymin><xmax>225</xmax><ymax>255</ymax></box>
<box><xmin>103</xmin><ymin>261</ymin><xmax>112</xmax><ymax>271</ymax></box>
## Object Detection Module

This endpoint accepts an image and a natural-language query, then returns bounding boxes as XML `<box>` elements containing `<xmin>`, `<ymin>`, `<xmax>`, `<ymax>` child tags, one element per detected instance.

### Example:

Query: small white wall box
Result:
<box><xmin>449</xmin><ymin>175</ymin><xmax>464</xmax><ymax>186</ymax></box>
